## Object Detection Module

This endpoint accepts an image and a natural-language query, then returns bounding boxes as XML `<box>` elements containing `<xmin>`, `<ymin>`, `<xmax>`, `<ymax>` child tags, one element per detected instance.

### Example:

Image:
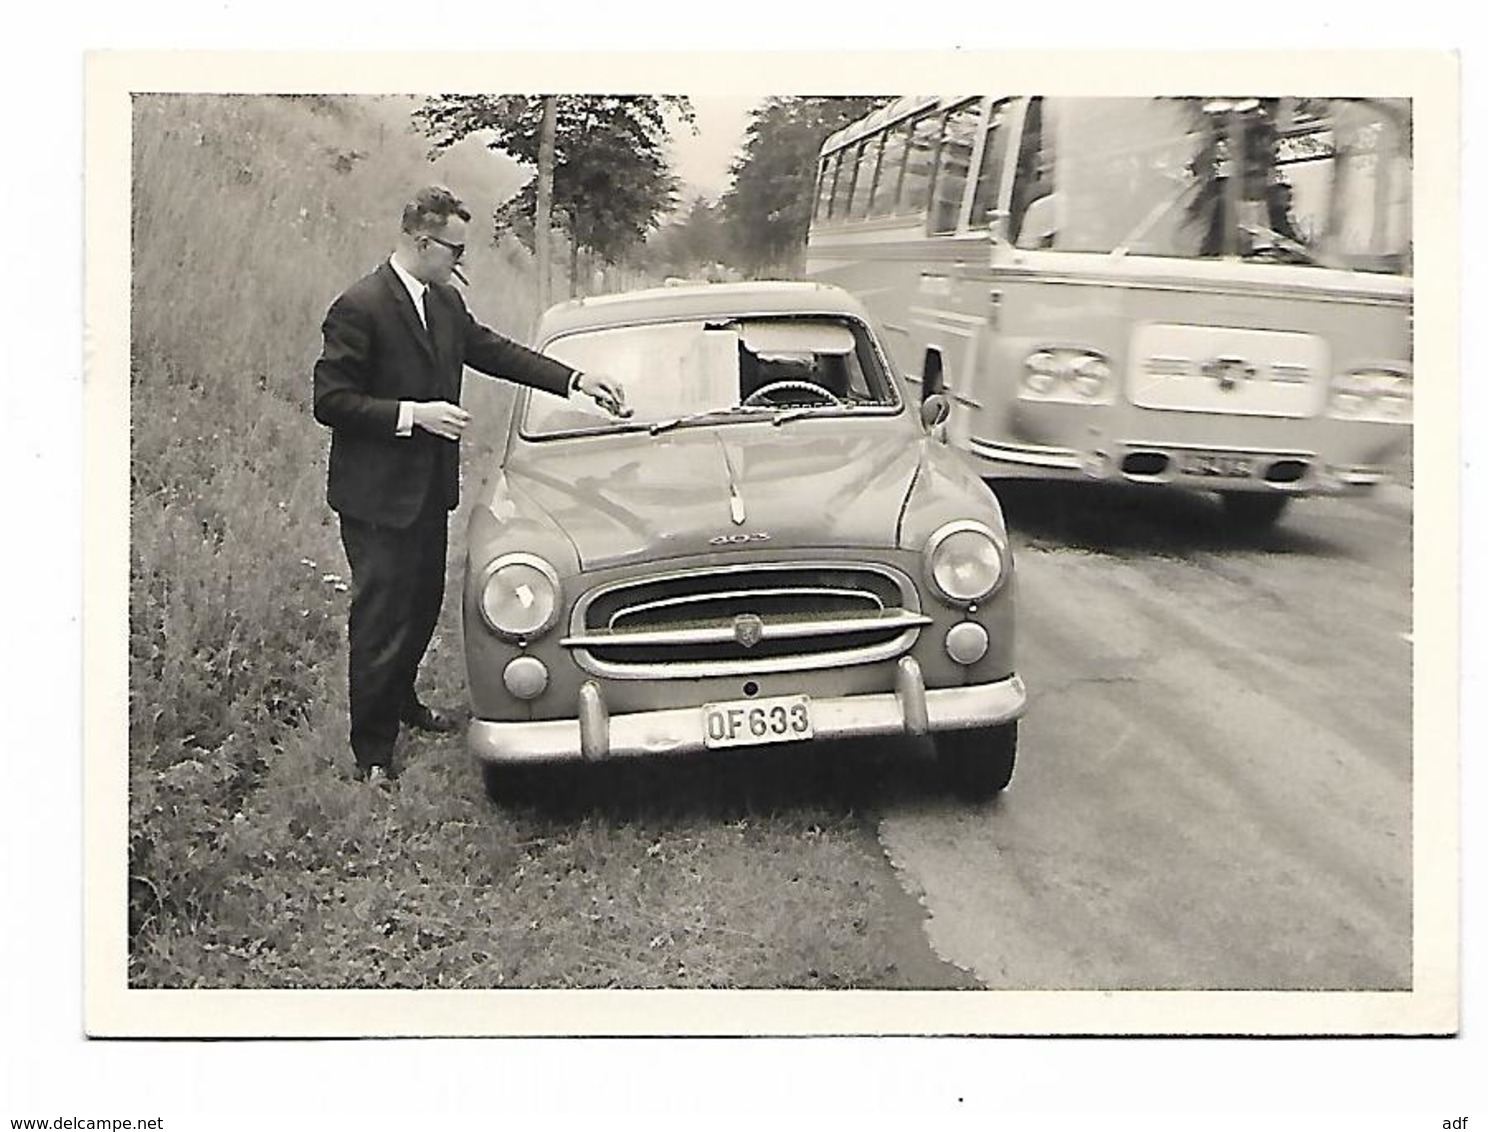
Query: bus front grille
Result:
<box><xmin>1128</xmin><ymin>324</ymin><xmax>1328</xmax><ymax>419</ymax></box>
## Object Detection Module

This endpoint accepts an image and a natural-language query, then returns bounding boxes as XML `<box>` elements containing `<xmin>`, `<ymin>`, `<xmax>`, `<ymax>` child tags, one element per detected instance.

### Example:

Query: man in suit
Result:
<box><xmin>313</xmin><ymin>185</ymin><xmax>628</xmax><ymax>784</ymax></box>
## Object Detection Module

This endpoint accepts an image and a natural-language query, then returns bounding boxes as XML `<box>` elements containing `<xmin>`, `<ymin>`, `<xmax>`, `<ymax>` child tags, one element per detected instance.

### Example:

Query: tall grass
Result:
<box><xmin>127</xmin><ymin>93</ymin><xmax>543</xmax><ymax>960</ymax></box>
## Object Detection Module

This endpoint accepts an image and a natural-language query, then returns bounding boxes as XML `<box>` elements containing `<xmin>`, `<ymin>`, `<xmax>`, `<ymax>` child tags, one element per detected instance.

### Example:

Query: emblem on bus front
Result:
<box><xmin>734</xmin><ymin>614</ymin><xmax>765</xmax><ymax>649</ymax></box>
<box><xmin>1201</xmin><ymin>355</ymin><xmax>1257</xmax><ymax>392</ymax></box>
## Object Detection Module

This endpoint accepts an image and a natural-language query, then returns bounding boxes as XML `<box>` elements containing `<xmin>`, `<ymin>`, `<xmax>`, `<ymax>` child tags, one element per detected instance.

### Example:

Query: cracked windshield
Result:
<box><xmin>1014</xmin><ymin>97</ymin><xmax>1411</xmax><ymax>272</ymax></box>
<box><xmin>524</xmin><ymin>315</ymin><xmax>901</xmax><ymax>436</ymax></box>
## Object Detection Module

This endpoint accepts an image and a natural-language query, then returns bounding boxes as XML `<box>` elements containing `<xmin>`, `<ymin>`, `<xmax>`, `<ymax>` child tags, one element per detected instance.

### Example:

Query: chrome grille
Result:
<box><xmin>566</xmin><ymin>562</ymin><xmax>925</xmax><ymax>679</ymax></box>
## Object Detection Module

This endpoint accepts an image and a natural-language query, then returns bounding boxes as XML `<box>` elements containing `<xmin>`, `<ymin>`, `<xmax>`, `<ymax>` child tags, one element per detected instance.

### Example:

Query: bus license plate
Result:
<box><xmin>1181</xmin><ymin>452</ymin><xmax>1255</xmax><ymax>479</ymax></box>
<box><xmin>702</xmin><ymin>695</ymin><xmax>813</xmax><ymax>749</ymax></box>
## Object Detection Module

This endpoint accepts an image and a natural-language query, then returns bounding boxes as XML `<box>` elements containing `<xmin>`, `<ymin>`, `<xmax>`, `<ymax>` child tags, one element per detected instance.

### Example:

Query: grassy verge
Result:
<box><xmin>128</xmin><ymin>94</ymin><xmax>941</xmax><ymax>990</ymax></box>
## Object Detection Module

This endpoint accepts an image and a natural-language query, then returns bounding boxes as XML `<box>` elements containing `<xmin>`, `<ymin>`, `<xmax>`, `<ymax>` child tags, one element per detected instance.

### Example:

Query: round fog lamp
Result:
<box><xmin>503</xmin><ymin>656</ymin><xmax>550</xmax><ymax>700</ymax></box>
<box><xmin>945</xmin><ymin>621</ymin><xmax>989</xmax><ymax>665</ymax></box>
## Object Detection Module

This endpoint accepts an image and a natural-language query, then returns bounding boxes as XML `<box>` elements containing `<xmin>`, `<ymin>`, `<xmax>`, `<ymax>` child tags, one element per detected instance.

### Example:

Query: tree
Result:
<box><xmin>535</xmin><ymin>96</ymin><xmax>556</xmax><ymax>308</ymax></box>
<box><xmin>644</xmin><ymin>194</ymin><xmax>731</xmax><ymax>279</ymax></box>
<box><xmin>415</xmin><ymin>95</ymin><xmax>693</xmax><ymax>296</ymax></box>
<box><xmin>722</xmin><ymin>96</ymin><xmax>889</xmax><ymax>275</ymax></box>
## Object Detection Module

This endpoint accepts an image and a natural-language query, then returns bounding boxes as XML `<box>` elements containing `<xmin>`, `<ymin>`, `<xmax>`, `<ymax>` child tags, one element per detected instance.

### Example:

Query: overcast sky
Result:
<box><xmin>666</xmin><ymin>94</ymin><xmax>758</xmax><ymax>200</ymax></box>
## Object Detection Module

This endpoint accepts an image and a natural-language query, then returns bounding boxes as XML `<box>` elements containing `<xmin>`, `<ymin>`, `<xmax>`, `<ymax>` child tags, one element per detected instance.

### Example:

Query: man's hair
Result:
<box><xmin>400</xmin><ymin>185</ymin><xmax>471</xmax><ymax>236</ymax></box>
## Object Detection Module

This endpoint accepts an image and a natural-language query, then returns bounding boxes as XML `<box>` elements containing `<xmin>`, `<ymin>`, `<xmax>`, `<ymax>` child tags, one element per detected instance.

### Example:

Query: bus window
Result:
<box><xmin>1324</xmin><ymin>100</ymin><xmax>1412</xmax><ymax>268</ymax></box>
<box><xmin>1011</xmin><ymin>97</ymin><xmax>1056</xmax><ymax>249</ymax></box>
<box><xmin>929</xmin><ymin>100</ymin><xmax>982</xmax><ymax>234</ymax></box>
<box><xmin>871</xmin><ymin>119</ymin><xmax>911</xmax><ymax>216</ymax></box>
<box><xmin>1000</xmin><ymin>98</ymin><xmax>1411</xmax><ymax>271</ymax></box>
<box><xmin>850</xmin><ymin>133</ymin><xmax>883</xmax><ymax>219</ymax></box>
<box><xmin>900</xmin><ymin>111</ymin><xmax>941</xmax><ymax>215</ymax></box>
<box><xmin>814</xmin><ymin>153</ymin><xmax>839</xmax><ymax>222</ymax></box>
<box><xmin>968</xmin><ymin>99</ymin><xmax>1015</xmax><ymax>229</ymax></box>
<box><xmin>831</xmin><ymin>140</ymin><xmax>863</xmax><ymax>220</ymax></box>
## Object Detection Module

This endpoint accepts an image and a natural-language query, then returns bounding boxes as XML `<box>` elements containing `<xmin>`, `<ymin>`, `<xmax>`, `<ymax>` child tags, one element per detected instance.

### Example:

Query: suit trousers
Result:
<box><xmin>338</xmin><ymin>485</ymin><xmax>449</xmax><ymax>771</ymax></box>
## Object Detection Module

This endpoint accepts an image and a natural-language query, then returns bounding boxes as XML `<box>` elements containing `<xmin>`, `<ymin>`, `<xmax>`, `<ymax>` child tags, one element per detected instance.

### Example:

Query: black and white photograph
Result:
<box><xmin>0</xmin><ymin>0</ymin><xmax>1479</xmax><ymax>1117</ymax></box>
<box><xmin>72</xmin><ymin>50</ymin><xmax>1464</xmax><ymax>1041</ymax></box>
<box><xmin>3</xmin><ymin>33</ymin><xmax>1467</xmax><ymax>1128</ymax></box>
<box><xmin>77</xmin><ymin>52</ymin><xmax>1461</xmax><ymax>1040</ymax></box>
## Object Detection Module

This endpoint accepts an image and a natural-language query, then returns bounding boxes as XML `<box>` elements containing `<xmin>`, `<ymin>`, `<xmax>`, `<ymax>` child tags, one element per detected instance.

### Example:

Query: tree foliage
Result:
<box><xmin>414</xmin><ymin>95</ymin><xmax>694</xmax><ymax>269</ymax></box>
<box><xmin>722</xmin><ymin>96</ymin><xmax>890</xmax><ymax>274</ymax></box>
<box><xmin>643</xmin><ymin>194</ymin><xmax>731</xmax><ymax>279</ymax></box>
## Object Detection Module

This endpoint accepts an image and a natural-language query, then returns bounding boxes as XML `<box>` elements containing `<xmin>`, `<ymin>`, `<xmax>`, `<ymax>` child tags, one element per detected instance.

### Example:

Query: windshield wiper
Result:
<box><xmin>771</xmin><ymin>405</ymin><xmax>839</xmax><ymax>425</ymax></box>
<box><xmin>772</xmin><ymin>400</ymin><xmax>889</xmax><ymax>425</ymax></box>
<box><xmin>648</xmin><ymin>406</ymin><xmax>771</xmax><ymax>436</ymax></box>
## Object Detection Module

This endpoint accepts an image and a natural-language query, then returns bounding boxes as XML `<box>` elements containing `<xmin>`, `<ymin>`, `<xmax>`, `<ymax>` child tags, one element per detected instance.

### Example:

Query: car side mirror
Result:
<box><xmin>920</xmin><ymin>393</ymin><xmax>950</xmax><ymax>435</ymax></box>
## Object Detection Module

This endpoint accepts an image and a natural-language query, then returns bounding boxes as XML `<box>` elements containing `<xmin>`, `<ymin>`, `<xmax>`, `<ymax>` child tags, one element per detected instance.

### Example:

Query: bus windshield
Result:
<box><xmin>1009</xmin><ymin>97</ymin><xmax>1412</xmax><ymax>274</ymax></box>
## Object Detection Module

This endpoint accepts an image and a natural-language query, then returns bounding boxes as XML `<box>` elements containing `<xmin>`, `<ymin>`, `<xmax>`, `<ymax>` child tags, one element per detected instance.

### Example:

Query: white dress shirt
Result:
<box><xmin>388</xmin><ymin>254</ymin><xmax>427</xmax><ymax>437</ymax></box>
<box><xmin>387</xmin><ymin>252</ymin><xmax>582</xmax><ymax>439</ymax></box>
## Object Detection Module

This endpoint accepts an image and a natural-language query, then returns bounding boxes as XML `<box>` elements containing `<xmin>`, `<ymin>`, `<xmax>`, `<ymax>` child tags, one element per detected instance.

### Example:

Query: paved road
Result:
<box><xmin>878</xmin><ymin>482</ymin><xmax>1414</xmax><ymax>990</ymax></box>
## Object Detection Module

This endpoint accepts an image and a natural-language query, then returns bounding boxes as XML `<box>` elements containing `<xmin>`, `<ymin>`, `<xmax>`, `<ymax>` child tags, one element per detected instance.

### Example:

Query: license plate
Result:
<box><xmin>1180</xmin><ymin>452</ymin><xmax>1255</xmax><ymax>479</ymax></box>
<box><xmin>702</xmin><ymin>695</ymin><xmax>813</xmax><ymax>749</ymax></box>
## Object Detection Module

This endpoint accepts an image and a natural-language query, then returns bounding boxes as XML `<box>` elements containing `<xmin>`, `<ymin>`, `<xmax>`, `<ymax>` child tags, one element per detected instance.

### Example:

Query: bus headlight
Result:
<box><xmin>1022</xmin><ymin>347</ymin><xmax>1112</xmax><ymax>401</ymax></box>
<box><xmin>1329</xmin><ymin>366</ymin><xmax>1412</xmax><ymax>422</ymax></box>
<box><xmin>925</xmin><ymin>521</ymin><xmax>1006</xmax><ymax>606</ymax></box>
<box><xmin>479</xmin><ymin>553</ymin><xmax>561</xmax><ymax>640</ymax></box>
<box><xmin>1023</xmin><ymin>350</ymin><xmax>1063</xmax><ymax>395</ymax></box>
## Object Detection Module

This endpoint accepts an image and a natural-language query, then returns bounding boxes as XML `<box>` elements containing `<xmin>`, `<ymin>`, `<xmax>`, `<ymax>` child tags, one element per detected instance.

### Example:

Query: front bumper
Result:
<box><xmin>468</xmin><ymin>656</ymin><xmax>1027</xmax><ymax>765</ymax></box>
<box><xmin>967</xmin><ymin>434</ymin><xmax>1400</xmax><ymax>496</ymax></box>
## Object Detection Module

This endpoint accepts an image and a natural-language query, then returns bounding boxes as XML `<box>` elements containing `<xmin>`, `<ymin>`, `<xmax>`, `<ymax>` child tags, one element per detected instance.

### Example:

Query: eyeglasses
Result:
<box><xmin>424</xmin><ymin>234</ymin><xmax>465</xmax><ymax>262</ymax></box>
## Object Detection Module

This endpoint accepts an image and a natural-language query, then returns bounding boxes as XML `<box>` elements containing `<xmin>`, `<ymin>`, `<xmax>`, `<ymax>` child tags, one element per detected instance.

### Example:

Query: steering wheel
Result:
<box><xmin>741</xmin><ymin>380</ymin><xmax>844</xmax><ymax>408</ymax></box>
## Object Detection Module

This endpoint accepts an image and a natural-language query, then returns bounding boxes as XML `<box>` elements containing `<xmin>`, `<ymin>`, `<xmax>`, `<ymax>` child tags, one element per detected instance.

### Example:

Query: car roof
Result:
<box><xmin>534</xmin><ymin>280</ymin><xmax>876</xmax><ymax>342</ymax></box>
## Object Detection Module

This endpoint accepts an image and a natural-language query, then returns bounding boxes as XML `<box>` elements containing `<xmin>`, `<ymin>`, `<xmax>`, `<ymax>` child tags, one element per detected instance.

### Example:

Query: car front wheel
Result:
<box><xmin>935</xmin><ymin>722</ymin><xmax>1017</xmax><ymax>800</ymax></box>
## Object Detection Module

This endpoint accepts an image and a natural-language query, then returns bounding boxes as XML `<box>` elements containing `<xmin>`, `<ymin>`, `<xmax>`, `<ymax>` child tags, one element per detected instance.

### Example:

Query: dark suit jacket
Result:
<box><xmin>313</xmin><ymin>260</ymin><xmax>577</xmax><ymax>528</ymax></box>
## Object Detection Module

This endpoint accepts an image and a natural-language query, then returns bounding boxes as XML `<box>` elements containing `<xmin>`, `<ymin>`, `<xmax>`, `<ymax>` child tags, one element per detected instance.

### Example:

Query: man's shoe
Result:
<box><xmin>401</xmin><ymin>703</ymin><xmax>459</xmax><ymax>733</ymax></box>
<box><xmin>356</xmin><ymin>763</ymin><xmax>397</xmax><ymax>786</ymax></box>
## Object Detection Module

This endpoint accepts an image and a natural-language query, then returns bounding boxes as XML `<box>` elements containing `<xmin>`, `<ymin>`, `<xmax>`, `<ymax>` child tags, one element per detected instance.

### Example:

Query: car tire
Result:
<box><xmin>935</xmin><ymin>722</ymin><xmax>1017</xmax><ymax>801</ymax></box>
<box><xmin>1219</xmin><ymin>492</ymin><xmax>1290</xmax><ymax>533</ymax></box>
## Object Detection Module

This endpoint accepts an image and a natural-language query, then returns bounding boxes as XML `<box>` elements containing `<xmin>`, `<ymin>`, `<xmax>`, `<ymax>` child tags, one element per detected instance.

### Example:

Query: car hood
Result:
<box><xmin>498</xmin><ymin>420</ymin><xmax>927</xmax><ymax>571</ymax></box>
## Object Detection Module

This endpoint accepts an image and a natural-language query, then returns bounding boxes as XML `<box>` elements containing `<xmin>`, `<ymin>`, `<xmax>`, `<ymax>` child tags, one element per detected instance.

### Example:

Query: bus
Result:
<box><xmin>804</xmin><ymin>96</ymin><xmax>1413</xmax><ymax>530</ymax></box>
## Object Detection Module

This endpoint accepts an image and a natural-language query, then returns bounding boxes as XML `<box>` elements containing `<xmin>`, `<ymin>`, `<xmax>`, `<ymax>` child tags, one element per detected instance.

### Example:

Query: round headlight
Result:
<box><xmin>1022</xmin><ymin>350</ymin><xmax>1061</xmax><ymax>395</ymax></box>
<box><xmin>1069</xmin><ymin>354</ymin><xmax>1112</xmax><ymax>398</ymax></box>
<box><xmin>925</xmin><ymin>522</ymin><xmax>1005</xmax><ymax>605</ymax></box>
<box><xmin>479</xmin><ymin>554</ymin><xmax>561</xmax><ymax>640</ymax></box>
<box><xmin>1329</xmin><ymin>367</ymin><xmax>1413</xmax><ymax>421</ymax></box>
<box><xmin>1022</xmin><ymin>347</ymin><xmax>1112</xmax><ymax>400</ymax></box>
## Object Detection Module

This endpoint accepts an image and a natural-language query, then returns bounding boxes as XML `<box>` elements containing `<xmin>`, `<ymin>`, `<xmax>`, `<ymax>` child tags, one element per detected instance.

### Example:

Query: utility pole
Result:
<box><xmin>535</xmin><ymin>95</ymin><xmax>556</xmax><ymax>311</ymax></box>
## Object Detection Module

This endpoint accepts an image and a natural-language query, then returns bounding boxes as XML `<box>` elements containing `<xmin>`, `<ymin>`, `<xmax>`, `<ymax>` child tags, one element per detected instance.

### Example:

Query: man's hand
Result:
<box><xmin>574</xmin><ymin>372</ymin><xmax>633</xmax><ymax>418</ymax></box>
<box><xmin>410</xmin><ymin>400</ymin><xmax>472</xmax><ymax>440</ymax></box>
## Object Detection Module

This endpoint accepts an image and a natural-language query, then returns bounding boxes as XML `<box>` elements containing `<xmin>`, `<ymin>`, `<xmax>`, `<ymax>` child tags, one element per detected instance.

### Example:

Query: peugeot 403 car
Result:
<box><xmin>462</xmin><ymin>281</ymin><xmax>1026</xmax><ymax>801</ymax></box>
